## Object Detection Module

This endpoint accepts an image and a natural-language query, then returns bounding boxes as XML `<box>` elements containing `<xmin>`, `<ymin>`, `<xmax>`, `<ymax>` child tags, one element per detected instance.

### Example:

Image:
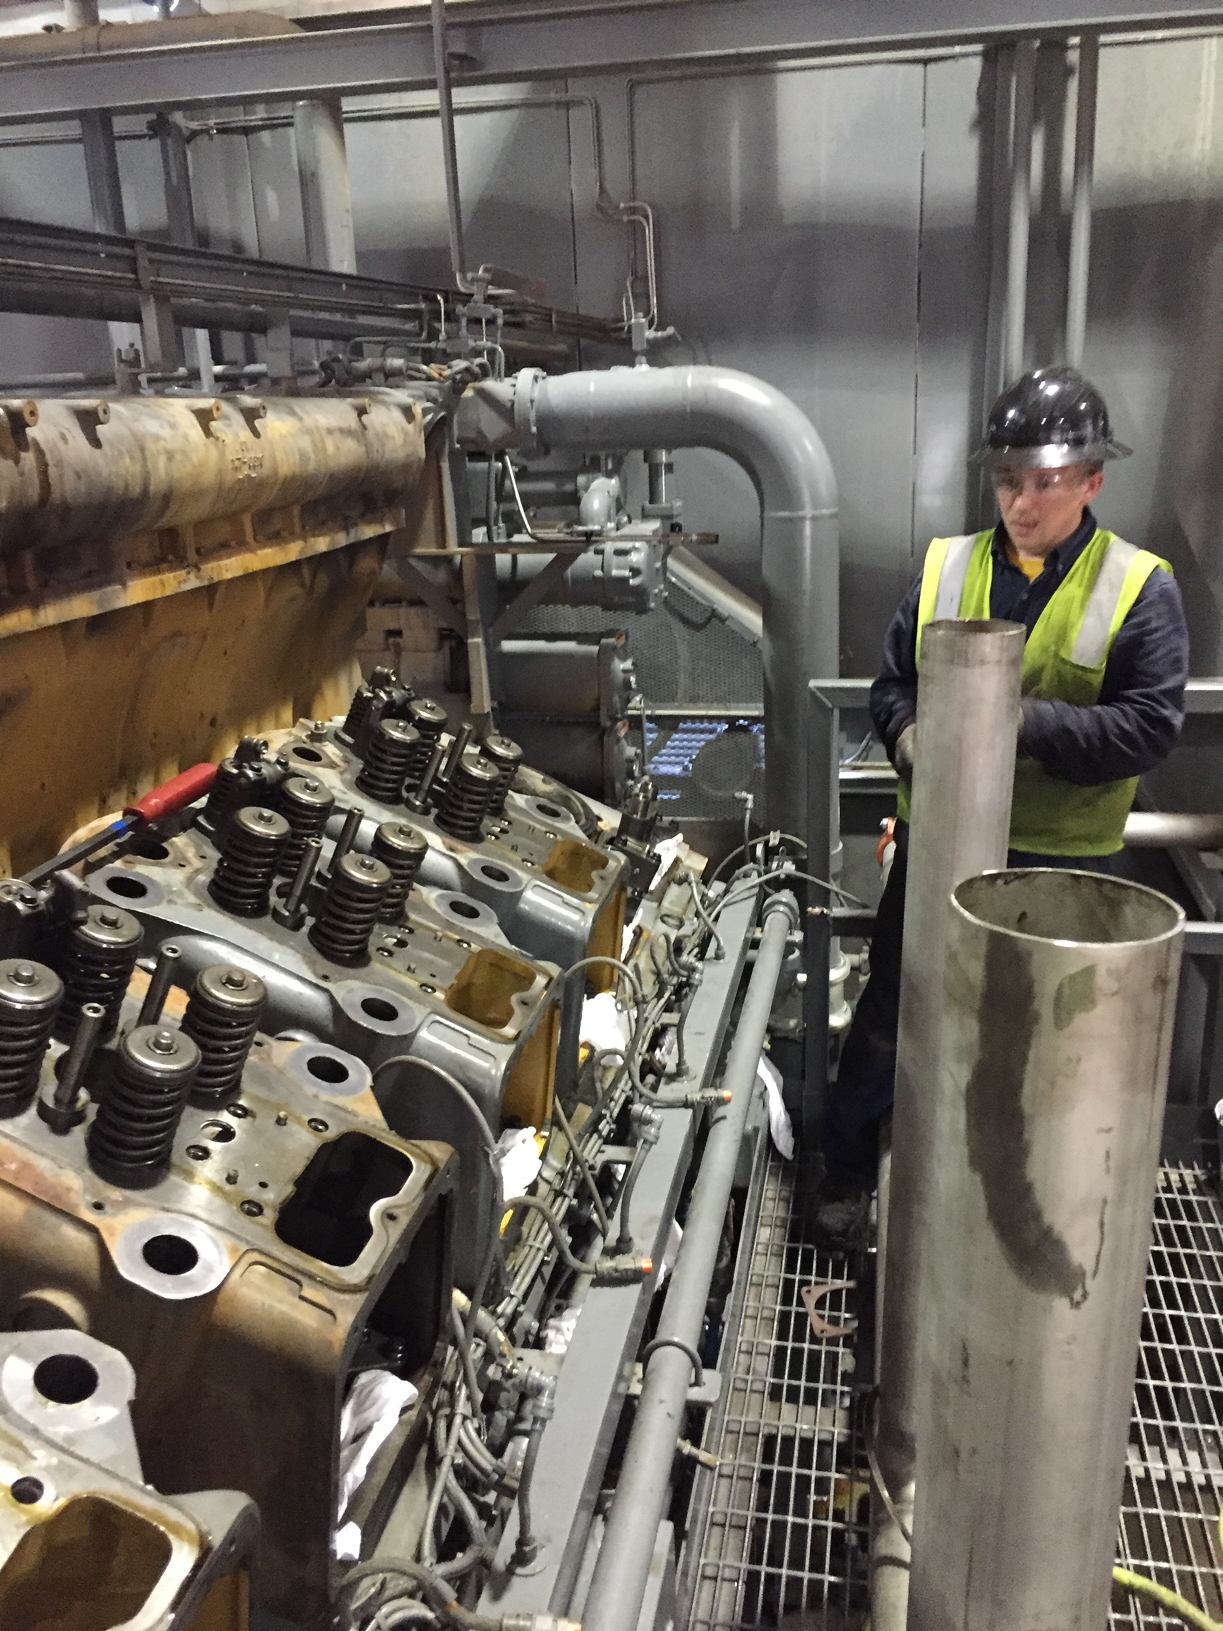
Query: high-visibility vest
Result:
<box><xmin>896</xmin><ymin>527</ymin><xmax>1171</xmax><ymax>856</ymax></box>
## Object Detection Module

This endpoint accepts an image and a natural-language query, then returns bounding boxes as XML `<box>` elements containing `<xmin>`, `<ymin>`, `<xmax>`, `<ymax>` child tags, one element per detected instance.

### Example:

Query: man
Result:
<box><xmin>815</xmin><ymin>364</ymin><xmax>1189</xmax><ymax>1245</ymax></box>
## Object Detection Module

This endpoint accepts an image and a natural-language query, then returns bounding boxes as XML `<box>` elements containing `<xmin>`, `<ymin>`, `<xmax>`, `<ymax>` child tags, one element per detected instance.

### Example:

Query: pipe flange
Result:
<box><xmin>512</xmin><ymin>368</ymin><xmax>546</xmax><ymax>454</ymax></box>
<box><xmin>763</xmin><ymin>890</ymin><xmax>801</xmax><ymax>931</ymax></box>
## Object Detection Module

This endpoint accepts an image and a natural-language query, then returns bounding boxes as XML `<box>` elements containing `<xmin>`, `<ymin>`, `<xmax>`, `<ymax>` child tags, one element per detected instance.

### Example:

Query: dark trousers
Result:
<box><xmin>823</xmin><ymin>821</ymin><xmax>1117</xmax><ymax>1187</ymax></box>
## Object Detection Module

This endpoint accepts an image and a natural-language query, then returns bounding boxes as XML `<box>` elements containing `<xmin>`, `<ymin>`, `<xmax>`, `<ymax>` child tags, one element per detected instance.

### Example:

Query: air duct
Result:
<box><xmin>456</xmin><ymin>365</ymin><xmax>838</xmax><ymax>836</ymax></box>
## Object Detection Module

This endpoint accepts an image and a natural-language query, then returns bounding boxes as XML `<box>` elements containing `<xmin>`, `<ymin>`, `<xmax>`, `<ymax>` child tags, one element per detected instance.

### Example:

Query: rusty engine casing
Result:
<box><xmin>0</xmin><ymin>1328</ymin><xmax>258</xmax><ymax>1631</ymax></box>
<box><xmin>0</xmin><ymin>968</ymin><xmax>455</xmax><ymax>1625</ymax></box>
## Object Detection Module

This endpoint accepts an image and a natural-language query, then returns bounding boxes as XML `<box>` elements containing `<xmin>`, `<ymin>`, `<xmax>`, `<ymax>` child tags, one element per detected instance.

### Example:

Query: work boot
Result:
<box><xmin>809</xmin><ymin>1176</ymin><xmax>871</xmax><ymax>1251</ymax></box>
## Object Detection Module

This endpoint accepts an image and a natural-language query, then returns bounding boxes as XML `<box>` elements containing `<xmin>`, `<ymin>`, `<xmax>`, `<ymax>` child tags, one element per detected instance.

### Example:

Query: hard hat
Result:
<box><xmin>971</xmin><ymin>365</ymin><xmax>1131</xmax><ymax>469</ymax></box>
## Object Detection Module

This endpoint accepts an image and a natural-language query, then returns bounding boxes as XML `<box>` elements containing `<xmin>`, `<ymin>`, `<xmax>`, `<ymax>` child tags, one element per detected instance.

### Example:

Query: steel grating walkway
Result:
<box><xmin>681</xmin><ymin>1156</ymin><xmax>1223</xmax><ymax>1631</ymax></box>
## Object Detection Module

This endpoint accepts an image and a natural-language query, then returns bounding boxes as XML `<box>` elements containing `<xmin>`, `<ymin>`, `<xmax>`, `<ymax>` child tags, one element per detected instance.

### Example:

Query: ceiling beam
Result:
<box><xmin>0</xmin><ymin>0</ymin><xmax>1221</xmax><ymax>123</ymax></box>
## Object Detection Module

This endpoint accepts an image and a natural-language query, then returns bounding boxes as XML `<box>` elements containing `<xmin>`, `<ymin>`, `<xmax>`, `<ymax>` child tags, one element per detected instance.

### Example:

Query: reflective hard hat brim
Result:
<box><xmin>969</xmin><ymin>437</ymin><xmax>1132</xmax><ymax>470</ymax></box>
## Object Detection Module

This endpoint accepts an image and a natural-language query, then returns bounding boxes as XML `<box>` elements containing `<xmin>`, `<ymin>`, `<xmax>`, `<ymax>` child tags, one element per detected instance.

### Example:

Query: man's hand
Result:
<box><xmin>893</xmin><ymin>722</ymin><xmax>916</xmax><ymax>784</ymax></box>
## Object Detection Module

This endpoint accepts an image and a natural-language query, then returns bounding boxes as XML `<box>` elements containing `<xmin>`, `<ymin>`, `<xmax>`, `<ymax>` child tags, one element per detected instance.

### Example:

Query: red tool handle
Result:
<box><xmin>124</xmin><ymin>762</ymin><xmax>218</xmax><ymax>825</ymax></box>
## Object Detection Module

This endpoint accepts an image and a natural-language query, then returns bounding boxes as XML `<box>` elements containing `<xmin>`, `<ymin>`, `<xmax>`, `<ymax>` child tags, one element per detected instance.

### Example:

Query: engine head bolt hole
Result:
<box><xmin>141</xmin><ymin>1235</ymin><xmax>199</xmax><ymax>1277</ymax></box>
<box><xmin>240</xmin><ymin>1200</ymin><xmax>263</xmax><ymax>1217</ymax></box>
<box><xmin>10</xmin><ymin>1477</ymin><xmax>44</xmax><ymax>1504</ymax></box>
<box><xmin>360</xmin><ymin>996</ymin><xmax>398</xmax><ymax>1022</ymax></box>
<box><xmin>105</xmin><ymin>876</ymin><xmax>149</xmax><ymax>900</ymax></box>
<box><xmin>308</xmin><ymin>1117</ymin><xmax>330</xmax><ymax>1133</ymax></box>
<box><xmin>33</xmin><ymin>1355</ymin><xmax>98</xmax><ymax>1405</ymax></box>
<box><xmin>200</xmin><ymin>1120</ymin><xmax>236</xmax><ymax>1145</ymax></box>
<box><xmin>306</xmin><ymin>1055</ymin><xmax>349</xmax><ymax>1085</ymax></box>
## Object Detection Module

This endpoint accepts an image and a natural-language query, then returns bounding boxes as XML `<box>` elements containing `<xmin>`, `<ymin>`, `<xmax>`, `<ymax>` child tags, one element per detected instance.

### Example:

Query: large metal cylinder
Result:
<box><xmin>0</xmin><ymin>390</ymin><xmax>424</xmax><ymax>553</ymax></box>
<box><xmin>910</xmin><ymin>867</ymin><xmax>1183</xmax><ymax>1631</ymax></box>
<box><xmin>873</xmin><ymin>619</ymin><xmax>1024</xmax><ymax>1628</ymax></box>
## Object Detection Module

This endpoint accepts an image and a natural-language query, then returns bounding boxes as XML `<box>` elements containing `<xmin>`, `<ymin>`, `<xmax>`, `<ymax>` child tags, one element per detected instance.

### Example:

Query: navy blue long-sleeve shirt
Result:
<box><xmin>870</xmin><ymin>510</ymin><xmax>1189</xmax><ymax>786</ymax></box>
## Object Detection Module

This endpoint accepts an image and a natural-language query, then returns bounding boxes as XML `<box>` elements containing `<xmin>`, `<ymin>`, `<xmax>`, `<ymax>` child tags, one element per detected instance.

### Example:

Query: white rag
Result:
<box><xmin>495</xmin><ymin>1125</ymin><xmax>543</xmax><ymax>1200</ymax></box>
<box><xmin>757</xmin><ymin>1053</ymin><xmax>795</xmax><ymax>1161</ymax></box>
<box><xmin>580</xmin><ymin>989</ymin><xmax>633</xmax><ymax>1053</ymax></box>
<box><xmin>336</xmin><ymin>1369</ymin><xmax>419</xmax><ymax>1540</ymax></box>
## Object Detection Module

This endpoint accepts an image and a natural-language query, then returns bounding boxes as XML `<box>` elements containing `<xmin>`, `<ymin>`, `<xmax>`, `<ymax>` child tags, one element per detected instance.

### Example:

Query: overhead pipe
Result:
<box><xmin>1004</xmin><ymin>39</ymin><xmax>1038</xmax><ymax>381</ymax></box>
<box><xmin>579</xmin><ymin>891</ymin><xmax>798</xmax><ymax>1631</ymax></box>
<box><xmin>293</xmin><ymin>98</ymin><xmax>357</xmax><ymax>276</ymax></box>
<box><xmin>456</xmin><ymin>365</ymin><xmax>838</xmax><ymax>836</ymax></box>
<box><xmin>910</xmin><ymin>868</ymin><xmax>1183</xmax><ymax>1630</ymax></box>
<box><xmin>430</xmin><ymin>0</ymin><xmax>471</xmax><ymax>292</ymax></box>
<box><xmin>1065</xmin><ymin>32</ymin><xmax>1099</xmax><ymax>366</ymax></box>
<box><xmin>871</xmin><ymin>620</ymin><xmax>1024</xmax><ymax>1630</ymax></box>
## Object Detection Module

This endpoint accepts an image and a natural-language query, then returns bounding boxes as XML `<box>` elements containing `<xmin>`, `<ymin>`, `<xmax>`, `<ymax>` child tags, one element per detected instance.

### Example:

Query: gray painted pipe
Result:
<box><xmin>456</xmin><ymin>366</ymin><xmax>838</xmax><ymax>836</ymax></box>
<box><xmin>1125</xmin><ymin>809</ymin><xmax>1223</xmax><ymax>849</ymax></box>
<box><xmin>872</xmin><ymin>620</ymin><xmax>1023</xmax><ymax>1631</ymax></box>
<box><xmin>1065</xmin><ymin>32</ymin><xmax>1099</xmax><ymax>367</ymax></box>
<box><xmin>666</xmin><ymin>544</ymin><xmax>763</xmax><ymax>647</ymax></box>
<box><xmin>579</xmin><ymin>891</ymin><xmax>798</xmax><ymax>1631</ymax></box>
<box><xmin>294</xmin><ymin>98</ymin><xmax>357</xmax><ymax>275</ymax></box>
<box><xmin>431</xmin><ymin>0</ymin><xmax>469</xmax><ymax>289</ymax></box>
<box><xmin>1005</xmin><ymin>39</ymin><xmax>1037</xmax><ymax>380</ymax></box>
<box><xmin>910</xmin><ymin>868</ymin><xmax>1183</xmax><ymax>1631</ymax></box>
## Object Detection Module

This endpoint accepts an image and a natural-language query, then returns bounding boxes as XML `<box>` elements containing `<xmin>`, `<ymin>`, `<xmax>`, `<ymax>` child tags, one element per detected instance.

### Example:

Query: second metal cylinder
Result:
<box><xmin>909</xmin><ymin>868</ymin><xmax>1183</xmax><ymax>1631</ymax></box>
<box><xmin>872</xmin><ymin>618</ymin><xmax>1023</xmax><ymax>1629</ymax></box>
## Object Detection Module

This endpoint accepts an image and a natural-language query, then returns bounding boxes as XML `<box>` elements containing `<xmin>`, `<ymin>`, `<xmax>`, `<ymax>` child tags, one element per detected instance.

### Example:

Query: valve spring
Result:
<box><xmin>356</xmin><ymin>719</ymin><xmax>421</xmax><ymax>804</ymax></box>
<box><xmin>203</xmin><ymin>737</ymin><xmax>267</xmax><ymax>830</ymax></box>
<box><xmin>403</xmin><ymin>698</ymin><xmax>448</xmax><ymax>787</ymax></box>
<box><xmin>182</xmin><ymin>964</ymin><xmax>268</xmax><ymax>1107</ymax></box>
<box><xmin>308</xmin><ymin>852</ymin><xmax>391</xmax><ymax>965</ymax></box>
<box><xmin>208</xmin><ymin>806</ymin><xmax>290</xmax><ymax>918</ymax></box>
<box><xmin>0</xmin><ymin>960</ymin><xmax>63</xmax><ymax>1117</ymax></box>
<box><xmin>436</xmin><ymin>753</ymin><xmax>500</xmax><ymax>841</ymax></box>
<box><xmin>480</xmin><ymin>734</ymin><xmax>524</xmax><ymax>816</ymax></box>
<box><xmin>276</xmin><ymin>775</ymin><xmax>335</xmax><ymax>877</ymax></box>
<box><xmin>86</xmin><ymin>1024</ymin><xmax>200</xmax><ymax>1190</ymax></box>
<box><xmin>371</xmin><ymin>821</ymin><xmax>428</xmax><ymax>922</ymax></box>
<box><xmin>56</xmin><ymin>904</ymin><xmax>142</xmax><ymax>1042</ymax></box>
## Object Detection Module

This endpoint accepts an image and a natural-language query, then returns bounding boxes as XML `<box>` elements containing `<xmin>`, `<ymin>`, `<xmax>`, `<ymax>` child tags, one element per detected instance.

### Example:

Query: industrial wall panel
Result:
<box><xmin>1079</xmin><ymin>36</ymin><xmax>1223</xmax><ymax>809</ymax></box>
<box><xmin>616</xmin><ymin>61</ymin><xmax>925</xmax><ymax>673</ymax></box>
<box><xmin>0</xmin><ymin>126</ymin><xmax>118</xmax><ymax>375</ymax></box>
<box><xmin>345</xmin><ymin>88</ymin><xmax>581</xmax><ymax>309</ymax></box>
<box><xmin>911</xmin><ymin>52</ymin><xmax>995</xmax><ymax>567</ymax></box>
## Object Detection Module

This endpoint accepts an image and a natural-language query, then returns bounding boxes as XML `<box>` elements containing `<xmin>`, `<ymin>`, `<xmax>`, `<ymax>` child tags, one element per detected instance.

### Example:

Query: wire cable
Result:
<box><xmin>501</xmin><ymin>1193</ymin><xmax>600</xmax><ymax>1277</ymax></box>
<box><xmin>707</xmin><ymin>832</ymin><xmax>807</xmax><ymax>887</ymax></box>
<box><xmin>550</xmin><ymin>1093</ymin><xmax>610</xmax><ymax>1234</ymax></box>
<box><xmin>711</xmin><ymin>865</ymin><xmax>865</xmax><ymax>920</ymax></box>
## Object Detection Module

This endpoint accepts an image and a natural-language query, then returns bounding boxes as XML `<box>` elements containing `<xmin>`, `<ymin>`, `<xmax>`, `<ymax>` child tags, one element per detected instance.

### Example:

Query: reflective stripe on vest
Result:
<box><xmin>932</xmin><ymin>534</ymin><xmax>977</xmax><ymax>622</ymax></box>
<box><xmin>1072</xmin><ymin>536</ymin><xmax>1141</xmax><ymax>666</ymax></box>
<box><xmin>914</xmin><ymin>533</ymin><xmax>988</xmax><ymax>664</ymax></box>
